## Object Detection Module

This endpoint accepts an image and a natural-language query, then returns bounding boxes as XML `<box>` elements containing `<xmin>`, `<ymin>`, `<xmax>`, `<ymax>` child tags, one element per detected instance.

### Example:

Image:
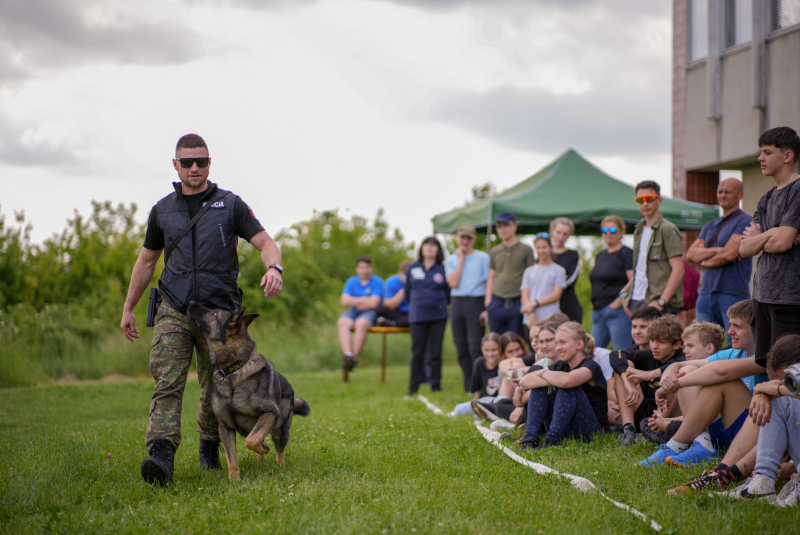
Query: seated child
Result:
<box><xmin>644</xmin><ymin>321</ymin><xmax>724</xmax><ymax>441</ymax></box>
<box><xmin>609</xmin><ymin>314</ymin><xmax>686</xmax><ymax>446</ymax></box>
<box><xmin>449</xmin><ymin>333</ymin><xmax>503</xmax><ymax>416</ymax></box>
<box><xmin>516</xmin><ymin>322</ymin><xmax>608</xmax><ymax>451</ymax></box>
<box><xmin>719</xmin><ymin>334</ymin><xmax>800</xmax><ymax>507</ymax></box>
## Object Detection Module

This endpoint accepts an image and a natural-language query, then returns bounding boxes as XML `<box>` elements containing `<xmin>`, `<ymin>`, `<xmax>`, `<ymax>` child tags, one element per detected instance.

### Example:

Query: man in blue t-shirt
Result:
<box><xmin>687</xmin><ymin>178</ymin><xmax>752</xmax><ymax>337</ymax></box>
<box><xmin>376</xmin><ymin>260</ymin><xmax>411</xmax><ymax>327</ymax></box>
<box><xmin>337</xmin><ymin>255</ymin><xmax>383</xmax><ymax>372</ymax></box>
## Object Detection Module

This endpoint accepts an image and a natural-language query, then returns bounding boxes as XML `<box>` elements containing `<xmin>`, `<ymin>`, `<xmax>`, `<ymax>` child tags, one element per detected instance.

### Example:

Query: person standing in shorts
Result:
<box><xmin>740</xmin><ymin>126</ymin><xmax>800</xmax><ymax>370</ymax></box>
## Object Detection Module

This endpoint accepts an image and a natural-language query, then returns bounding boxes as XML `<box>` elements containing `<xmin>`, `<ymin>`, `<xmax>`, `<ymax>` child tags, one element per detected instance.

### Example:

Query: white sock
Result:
<box><xmin>666</xmin><ymin>438</ymin><xmax>690</xmax><ymax>454</ymax></box>
<box><xmin>695</xmin><ymin>432</ymin><xmax>714</xmax><ymax>452</ymax></box>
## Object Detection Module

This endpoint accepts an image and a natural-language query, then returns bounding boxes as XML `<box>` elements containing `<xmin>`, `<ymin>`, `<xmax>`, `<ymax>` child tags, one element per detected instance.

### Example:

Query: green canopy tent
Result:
<box><xmin>431</xmin><ymin>149</ymin><xmax>720</xmax><ymax>236</ymax></box>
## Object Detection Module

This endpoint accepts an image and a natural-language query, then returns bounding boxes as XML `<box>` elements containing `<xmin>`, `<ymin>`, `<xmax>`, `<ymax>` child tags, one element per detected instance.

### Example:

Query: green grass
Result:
<box><xmin>1</xmin><ymin>364</ymin><xmax>796</xmax><ymax>534</ymax></box>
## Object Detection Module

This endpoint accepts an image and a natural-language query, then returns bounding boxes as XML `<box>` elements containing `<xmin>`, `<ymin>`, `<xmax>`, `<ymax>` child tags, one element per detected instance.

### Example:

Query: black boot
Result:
<box><xmin>199</xmin><ymin>439</ymin><xmax>222</xmax><ymax>470</ymax></box>
<box><xmin>141</xmin><ymin>438</ymin><xmax>175</xmax><ymax>487</ymax></box>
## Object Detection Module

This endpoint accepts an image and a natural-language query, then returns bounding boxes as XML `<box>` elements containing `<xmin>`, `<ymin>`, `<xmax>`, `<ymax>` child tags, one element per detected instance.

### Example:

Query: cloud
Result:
<box><xmin>417</xmin><ymin>84</ymin><xmax>670</xmax><ymax>157</ymax></box>
<box><xmin>0</xmin><ymin>0</ymin><xmax>204</xmax><ymax>84</ymax></box>
<box><xmin>0</xmin><ymin>112</ymin><xmax>82</xmax><ymax>168</ymax></box>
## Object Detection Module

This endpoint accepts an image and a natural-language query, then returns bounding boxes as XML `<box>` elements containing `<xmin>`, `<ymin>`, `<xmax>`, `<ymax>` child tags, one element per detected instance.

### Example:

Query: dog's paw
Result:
<box><xmin>245</xmin><ymin>439</ymin><xmax>270</xmax><ymax>455</ymax></box>
<box><xmin>228</xmin><ymin>468</ymin><xmax>241</xmax><ymax>481</ymax></box>
<box><xmin>276</xmin><ymin>452</ymin><xmax>285</xmax><ymax>467</ymax></box>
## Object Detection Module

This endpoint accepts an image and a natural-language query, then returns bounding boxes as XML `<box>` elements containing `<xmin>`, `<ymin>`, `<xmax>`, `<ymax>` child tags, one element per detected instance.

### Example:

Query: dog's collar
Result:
<box><xmin>214</xmin><ymin>358</ymin><xmax>249</xmax><ymax>381</ymax></box>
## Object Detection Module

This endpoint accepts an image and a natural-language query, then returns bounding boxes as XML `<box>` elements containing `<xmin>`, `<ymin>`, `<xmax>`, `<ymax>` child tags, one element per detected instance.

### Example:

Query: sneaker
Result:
<box><xmin>342</xmin><ymin>354</ymin><xmax>359</xmax><ymax>371</ymax></box>
<box><xmin>669</xmin><ymin>468</ymin><xmax>736</xmax><ymax>495</ymax></box>
<box><xmin>619</xmin><ymin>424</ymin><xmax>637</xmax><ymax>447</ymax></box>
<box><xmin>665</xmin><ymin>440</ymin><xmax>717</xmax><ymax>467</ymax></box>
<box><xmin>637</xmin><ymin>444</ymin><xmax>682</xmax><ymax>467</ymax></box>
<box><xmin>519</xmin><ymin>438</ymin><xmax>540</xmax><ymax>452</ymax></box>
<box><xmin>717</xmin><ymin>473</ymin><xmax>776</xmax><ymax>499</ymax></box>
<box><xmin>141</xmin><ymin>438</ymin><xmax>175</xmax><ymax>486</ymax></box>
<box><xmin>198</xmin><ymin>439</ymin><xmax>222</xmax><ymax>470</ymax></box>
<box><xmin>773</xmin><ymin>474</ymin><xmax>800</xmax><ymax>507</ymax></box>
<box><xmin>498</xmin><ymin>432</ymin><xmax>514</xmax><ymax>442</ymax></box>
<box><xmin>489</xmin><ymin>419</ymin><xmax>516</xmax><ymax>431</ymax></box>
<box><xmin>471</xmin><ymin>400</ymin><xmax>498</xmax><ymax>421</ymax></box>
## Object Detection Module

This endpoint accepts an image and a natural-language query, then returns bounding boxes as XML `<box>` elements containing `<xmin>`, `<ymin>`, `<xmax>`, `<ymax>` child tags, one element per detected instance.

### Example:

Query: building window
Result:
<box><xmin>689</xmin><ymin>0</ymin><xmax>709</xmax><ymax>60</ymax></box>
<box><xmin>772</xmin><ymin>0</ymin><xmax>800</xmax><ymax>30</ymax></box>
<box><xmin>725</xmin><ymin>0</ymin><xmax>753</xmax><ymax>47</ymax></box>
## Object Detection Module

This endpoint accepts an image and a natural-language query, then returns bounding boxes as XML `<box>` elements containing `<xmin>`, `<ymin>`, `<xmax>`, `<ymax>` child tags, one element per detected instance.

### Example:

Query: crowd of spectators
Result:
<box><xmin>335</xmin><ymin>126</ymin><xmax>800</xmax><ymax>507</ymax></box>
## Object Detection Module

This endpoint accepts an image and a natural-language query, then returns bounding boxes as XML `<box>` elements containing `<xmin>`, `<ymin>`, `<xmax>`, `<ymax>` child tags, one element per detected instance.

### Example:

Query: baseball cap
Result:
<box><xmin>455</xmin><ymin>224</ymin><xmax>477</xmax><ymax>238</ymax></box>
<box><xmin>495</xmin><ymin>212</ymin><xmax>516</xmax><ymax>223</ymax></box>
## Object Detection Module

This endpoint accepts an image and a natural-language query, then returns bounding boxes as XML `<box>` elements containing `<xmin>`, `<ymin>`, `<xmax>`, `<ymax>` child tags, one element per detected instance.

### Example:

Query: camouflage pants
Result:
<box><xmin>145</xmin><ymin>301</ymin><xmax>219</xmax><ymax>452</ymax></box>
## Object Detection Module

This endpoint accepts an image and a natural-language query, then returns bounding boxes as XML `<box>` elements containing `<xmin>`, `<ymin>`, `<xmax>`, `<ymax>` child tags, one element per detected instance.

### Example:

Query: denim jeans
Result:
<box><xmin>695</xmin><ymin>292</ymin><xmax>746</xmax><ymax>342</ymax></box>
<box><xmin>754</xmin><ymin>396</ymin><xmax>800</xmax><ymax>480</ymax></box>
<box><xmin>590</xmin><ymin>305</ymin><xmax>633</xmax><ymax>350</ymax></box>
<box><xmin>486</xmin><ymin>296</ymin><xmax>525</xmax><ymax>340</ymax></box>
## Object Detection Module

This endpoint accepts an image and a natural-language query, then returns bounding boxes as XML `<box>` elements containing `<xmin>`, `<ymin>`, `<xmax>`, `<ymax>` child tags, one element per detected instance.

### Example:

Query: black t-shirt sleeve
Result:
<box><xmin>143</xmin><ymin>205</ymin><xmax>164</xmax><ymax>251</ymax></box>
<box><xmin>578</xmin><ymin>359</ymin><xmax>607</xmax><ymax>389</ymax></box>
<box><xmin>234</xmin><ymin>197</ymin><xmax>266</xmax><ymax>242</ymax></box>
<box><xmin>522</xmin><ymin>353</ymin><xmax>537</xmax><ymax>366</ymax></box>
<box><xmin>470</xmin><ymin>357</ymin><xmax>485</xmax><ymax>393</ymax></box>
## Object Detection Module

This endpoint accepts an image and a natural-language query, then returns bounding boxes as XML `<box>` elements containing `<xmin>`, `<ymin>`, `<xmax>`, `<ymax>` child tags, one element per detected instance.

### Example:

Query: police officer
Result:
<box><xmin>120</xmin><ymin>134</ymin><xmax>283</xmax><ymax>486</ymax></box>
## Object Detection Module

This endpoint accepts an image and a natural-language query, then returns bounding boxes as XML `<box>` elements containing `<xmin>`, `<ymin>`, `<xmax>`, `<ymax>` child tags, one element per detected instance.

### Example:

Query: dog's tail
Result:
<box><xmin>294</xmin><ymin>398</ymin><xmax>310</xmax><ymax>417</ymax></box>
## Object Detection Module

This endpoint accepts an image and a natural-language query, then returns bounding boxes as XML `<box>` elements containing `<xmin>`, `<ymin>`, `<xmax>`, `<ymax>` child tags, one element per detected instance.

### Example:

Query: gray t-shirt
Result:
<box><xmin>752</xmin><ymin>179</ymin><xmax>800</xmax><ymax>305</ymax></box>
<box><xmin>520</xmin><ymin>263</ymin><xmax>567</xmax><ymax>323</ymax></box>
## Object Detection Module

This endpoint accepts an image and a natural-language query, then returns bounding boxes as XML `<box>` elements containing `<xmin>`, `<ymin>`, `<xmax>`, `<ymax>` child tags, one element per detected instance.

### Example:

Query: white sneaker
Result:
<box><xmin>716</xmin><ymin>473</ymin><xmax>776</xmax><ymax>499</ymax></box>
<box><xmin>773</xmin><ymin>474</ymin><xmax>800</xmax><ymax>508</ymax></box>
<box><xmin>489</xmin><ymin>419</ymin><xmax>516</xmax><ymax>431</ymax></box>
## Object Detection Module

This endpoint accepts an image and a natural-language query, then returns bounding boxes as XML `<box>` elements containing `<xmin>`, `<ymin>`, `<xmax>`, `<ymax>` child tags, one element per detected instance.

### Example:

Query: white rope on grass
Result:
<box><xmin>417</xmin><ymin>395</ymin><xmax>663</xmax><ymax>532</ymax></box>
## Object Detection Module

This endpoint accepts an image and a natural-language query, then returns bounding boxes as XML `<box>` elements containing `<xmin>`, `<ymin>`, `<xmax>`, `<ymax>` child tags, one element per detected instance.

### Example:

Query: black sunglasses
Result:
<box><xmin>176</xmin><ymin>157</ymin><xmax>210</xmax><ymax>169</ymax></box>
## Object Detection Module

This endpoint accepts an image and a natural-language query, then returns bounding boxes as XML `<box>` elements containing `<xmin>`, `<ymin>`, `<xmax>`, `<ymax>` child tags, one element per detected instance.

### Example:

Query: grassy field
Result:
<box><xmin>1</xmin><ymin>362</ymin><xmax>796</xmax><ymax>535</ymax></box>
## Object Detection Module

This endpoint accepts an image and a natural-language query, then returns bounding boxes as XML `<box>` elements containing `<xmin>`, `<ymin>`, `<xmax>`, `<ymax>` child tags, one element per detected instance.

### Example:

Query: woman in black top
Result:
<box><xmin>517</xmin><ymin>322</ymin><xmax>607</xmax><ymax>450</ymax></box>
<box><xmin>550</xmin><ymin>217</ymin><xmax>583</xmax><ymax>323</ymax></box>
<box><xmin>589</xmin><ymin>215</ymin><xmax>634</xmax><ymax>350</ymax></box>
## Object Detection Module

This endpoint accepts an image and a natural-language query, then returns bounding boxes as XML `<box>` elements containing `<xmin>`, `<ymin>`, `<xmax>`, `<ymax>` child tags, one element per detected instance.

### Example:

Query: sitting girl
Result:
<box><xmin>517</xmin><ymin>322</ymin><xmax>608</xmax><ymax>450</ymax></box>
<box><xmin>449</xmin><ymin>333</ymin><xmax>503</xmax><ymax>417</ymax></box>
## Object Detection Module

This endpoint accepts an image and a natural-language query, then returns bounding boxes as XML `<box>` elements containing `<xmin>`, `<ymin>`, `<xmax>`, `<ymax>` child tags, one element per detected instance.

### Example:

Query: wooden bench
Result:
<box><xmin>344</xmin><ymin>326</ymin><xmax>410</xmax><ymax>383</ymax></box>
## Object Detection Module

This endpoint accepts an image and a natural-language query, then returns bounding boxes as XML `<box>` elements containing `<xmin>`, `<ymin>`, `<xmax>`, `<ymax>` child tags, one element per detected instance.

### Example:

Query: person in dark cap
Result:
<box><xmin>480</xmin><ymin>212</ymin><xmax>534</xmax><ymax>340</ymax></box>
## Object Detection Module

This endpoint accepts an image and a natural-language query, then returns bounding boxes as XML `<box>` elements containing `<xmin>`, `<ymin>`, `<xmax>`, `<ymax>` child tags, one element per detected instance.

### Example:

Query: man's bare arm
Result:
<box><xmin>249</xmin><ymin>230</ymin><xmax>282</xmax><ymax>298</ymax></box>
<box><xmin>121</xmin><ymin>247</ymin><xmax>162</xmax><ymax>342</ymax></box>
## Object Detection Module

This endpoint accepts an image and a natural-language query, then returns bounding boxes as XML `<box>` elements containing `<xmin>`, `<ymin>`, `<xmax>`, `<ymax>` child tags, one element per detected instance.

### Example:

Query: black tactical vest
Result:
<box><xmin>155</xmin><ymin>181</ymin><xmax>243</xmax><ymax>313</ymax></box>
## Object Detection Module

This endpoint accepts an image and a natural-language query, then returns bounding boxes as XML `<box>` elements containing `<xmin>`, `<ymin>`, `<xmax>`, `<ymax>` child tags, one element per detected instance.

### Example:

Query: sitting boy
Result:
<box><xmin>609</xmin><ymin>314</ymin><xmax>685</xmax><ymax>446</ymax></box>
<box><xmin>641</xmin><ymin>300</ymin><xmax>768</xmax><ymax>467</ymax></box>
<box><xmin>642</xmin><ymin>321</ymin><xmax>724</xmax><ymax>443</ymax></box>
<box><xmin>376</xmin><ymin>260</ymin><xmax>411</xmax><ymax>327</ymax></box>
<box><xmin>337</xmin><ymin>255</ymin><xmax>383</xmax><ymax>371</ymax></box>
<box><xmin>718</xmin><ymin>334</ymin><xmax>800</xmax><ymax>507</ymax></box>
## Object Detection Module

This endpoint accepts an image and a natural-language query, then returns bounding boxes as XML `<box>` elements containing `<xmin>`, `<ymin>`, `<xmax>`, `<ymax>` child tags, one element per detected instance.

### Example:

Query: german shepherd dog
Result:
<box><xmin>187</xmin><ymin>302</ymin><xmax>310</xmax><ymax>480</ymax></box>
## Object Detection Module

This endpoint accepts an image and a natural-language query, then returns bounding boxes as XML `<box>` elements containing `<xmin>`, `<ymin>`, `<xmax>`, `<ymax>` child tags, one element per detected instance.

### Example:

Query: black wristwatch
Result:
<box><xmin>657</xmin><ymin>297</ymin><xmax>666</xmax><ymax>307</ymax></box>
<box><xmin>268</xmin><ymin>263</ymin><xmax>283</xmax><ymax>274</ymax></box>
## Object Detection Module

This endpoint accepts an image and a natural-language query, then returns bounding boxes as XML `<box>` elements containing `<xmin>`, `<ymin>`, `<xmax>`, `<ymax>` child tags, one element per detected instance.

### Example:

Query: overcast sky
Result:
<box><xmin>1</xmin><ymin>0</ymin><xmax>675</xmax><ymax>247</ymax></box>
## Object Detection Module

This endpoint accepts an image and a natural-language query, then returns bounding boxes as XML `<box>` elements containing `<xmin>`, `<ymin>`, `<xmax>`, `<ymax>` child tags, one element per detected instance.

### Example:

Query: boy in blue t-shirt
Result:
<box><xmin>642</xmin><ymin>300</ymin><xmax>767</xmax><ymax>470</ymax></box>
<box><xmin>376</xmin><ymin>260</ymin><xmax>411</xmax><ymax>327</ymax></box>
<box><xmin>337</xmin><ymin>255</ymin><xmax>383</xmax><ymax>372</ymax></box>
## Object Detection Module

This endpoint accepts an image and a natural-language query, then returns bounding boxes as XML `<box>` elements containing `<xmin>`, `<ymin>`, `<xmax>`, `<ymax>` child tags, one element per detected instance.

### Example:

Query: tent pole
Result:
<box><xmin>486</xmin><ymin>200</ymin><xmax>493</xmax><ymax>252</ymax></box>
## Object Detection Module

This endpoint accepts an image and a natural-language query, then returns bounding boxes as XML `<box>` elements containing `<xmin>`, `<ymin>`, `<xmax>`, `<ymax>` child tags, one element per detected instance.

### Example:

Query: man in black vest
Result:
<box><xmin>120</xmin><ymin>134</ymin><xmax>283</xmax><ymax>486</ymax></box>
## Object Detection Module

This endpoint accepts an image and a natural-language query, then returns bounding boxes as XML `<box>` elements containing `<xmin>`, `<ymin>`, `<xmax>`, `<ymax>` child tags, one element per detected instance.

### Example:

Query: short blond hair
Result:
<box><xmin>549</xmin><ymin>217</ymin><xmax>574</xmax><ymax>236</ymax></box>
<box><xmin>682</xmin><ymin>322</ymin><xmax>724</xmax><ymax>353</ymax></box>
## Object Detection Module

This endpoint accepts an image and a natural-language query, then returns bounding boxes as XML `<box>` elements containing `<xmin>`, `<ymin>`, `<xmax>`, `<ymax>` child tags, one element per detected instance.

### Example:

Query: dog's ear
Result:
<box><xmin>227</xmin><ymin>307</ymin><xmax>247</xmax><ymax>330</ymax></box>
<box><xmin>242</xmin><ymin>313</ymin><xmax>259</xmax><ymax>328</ymax></box>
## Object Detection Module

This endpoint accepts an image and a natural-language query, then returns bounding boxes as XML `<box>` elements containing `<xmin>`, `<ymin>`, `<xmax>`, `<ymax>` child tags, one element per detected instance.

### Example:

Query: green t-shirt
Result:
<box><xmin>489</xmin><ymin>241</ymin><xmax>535</xmax><ymax>299</ymax></box>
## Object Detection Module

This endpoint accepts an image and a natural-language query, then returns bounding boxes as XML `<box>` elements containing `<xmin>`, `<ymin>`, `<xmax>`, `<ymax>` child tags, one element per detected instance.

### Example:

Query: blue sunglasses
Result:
<box><xmin>535</xmin><ymin>232</ymin><xmax>550</xmax><ymax>239</ymax></box>
<box><xmin>601</xmin><ymin>228</ymin><xmax>619</xmax><ymax>234</ymax></box>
